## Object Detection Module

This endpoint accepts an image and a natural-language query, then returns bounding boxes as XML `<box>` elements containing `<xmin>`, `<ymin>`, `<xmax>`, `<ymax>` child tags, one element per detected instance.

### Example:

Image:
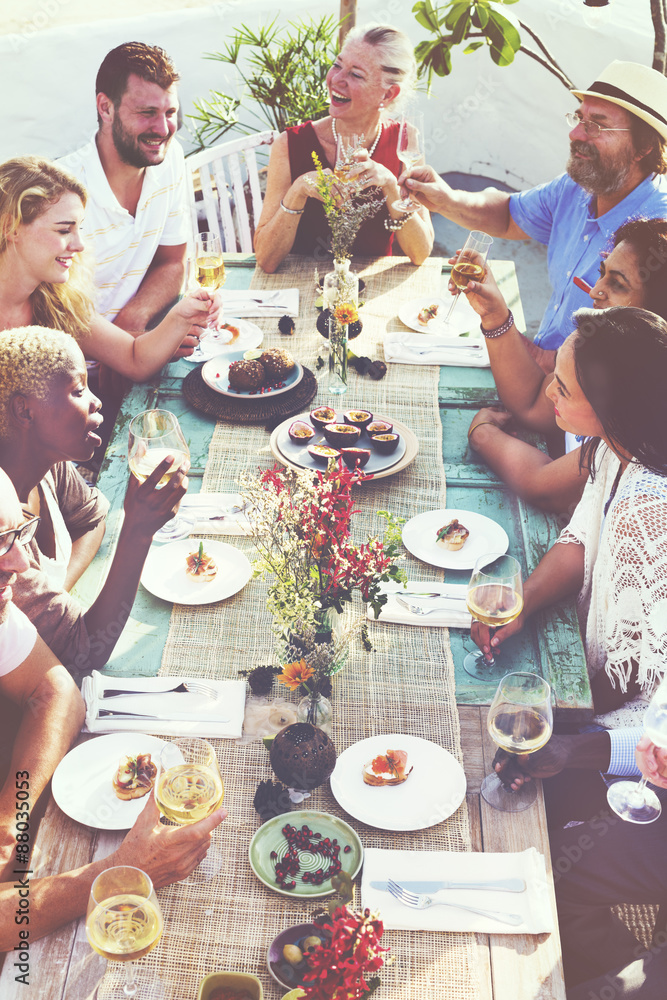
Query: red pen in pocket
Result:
<box><xmin>573</xmin><ymin>275</ymin><xmax>592</xmax><ymax>293</ymax></box>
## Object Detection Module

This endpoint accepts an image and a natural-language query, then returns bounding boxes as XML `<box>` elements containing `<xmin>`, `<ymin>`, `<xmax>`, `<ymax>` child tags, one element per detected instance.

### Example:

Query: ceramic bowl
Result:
<box><xmin>197</xmin><ymin>970</ymin><xmax>263</xmax><ymax>1000</ymax></box>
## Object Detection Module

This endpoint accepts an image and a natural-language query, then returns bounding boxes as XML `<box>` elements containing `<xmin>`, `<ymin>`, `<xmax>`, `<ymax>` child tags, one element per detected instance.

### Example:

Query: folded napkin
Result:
<box><xmin>221</xmin><ymin>288</ymin><xmax>299</xmax><ymax>317</ymax></box>
<box><xmin>179</xmin><ymin>492</ymin><xmax>253</xmax><ymax>537</ymax></box>
<box><xmin>362</xmin><ymin>846</ymin><xmax>554</xmax><ymax>934</ymax></box>
<box><xmin>368</xmin><ymin>582</ymin><xmax>472</xmax><ymax>629</ymax></box>
<box><xmin>384</xmin><ymin>330</ymin><xmax>490</xmax><ymax>367</ymax></box>
<box><xmin>82</xmin><ymin>671</ymin><xmax>247</xmax><ymax>738</ymax></box>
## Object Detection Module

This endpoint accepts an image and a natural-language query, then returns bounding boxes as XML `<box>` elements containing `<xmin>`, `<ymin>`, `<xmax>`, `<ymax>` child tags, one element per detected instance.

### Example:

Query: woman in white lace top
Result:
<box><xmin>472</xmin><ymin>306</ymin><xmax>667</xmax><ymax>729</ymax></box>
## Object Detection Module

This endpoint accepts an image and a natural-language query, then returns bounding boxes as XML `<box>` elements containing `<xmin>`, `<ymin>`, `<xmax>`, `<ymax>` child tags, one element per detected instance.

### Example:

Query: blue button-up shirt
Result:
<box><xmin>509</xmin><ymin>172</ymin><xmax>667</xmax><ymax>349</ymax></box>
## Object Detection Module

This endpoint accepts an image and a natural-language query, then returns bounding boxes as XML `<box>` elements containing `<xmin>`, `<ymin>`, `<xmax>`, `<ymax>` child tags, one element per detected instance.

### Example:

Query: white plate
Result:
<box><xmin>398</xmin><ymin>295</ymin><xmax>481</xmax><ymax>337</ymax></box>
<box><xmin>201</xmin><ymin>351</ymin><xmax>303</xmax><ymax>398</ymax></box>
<box><xmin>274</xmin><ymin>411</ymin><xmax>407</xmax><ymax>475</ymax></box>
<box><xmin>140</xmin><ymin>539</ymin><xmax>252</xmax><ymax>605</ymax></box>
<box><xmin>401</xmin><ymin>508</ymin><xmax>509</xmax><ymax>570</ymax></box>
<box><xmin>182</xmin><ymin>318</ymin><xmax>264</xmax><ymax>363</ymax></box>
<box><xmin>52</xmin><ymin>733</ymin><xmax>167</xmax><ymax>830</ymax></box>
<box><xmin>330</xmin><ymin>734</ymin><xmax>466</xmax><ymax>831</ymax></box>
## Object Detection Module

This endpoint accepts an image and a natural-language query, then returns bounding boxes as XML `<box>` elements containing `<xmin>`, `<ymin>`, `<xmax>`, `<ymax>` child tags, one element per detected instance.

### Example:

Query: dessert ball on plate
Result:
<box><xmin>228</xmin><ymin>358</ymin><xmax>265</xmax><ymax>391</ymax></box>
<box><xmin>260</xmin><ymin>348</ymin><xmax>295</xmax><ymax>382</ymax></box>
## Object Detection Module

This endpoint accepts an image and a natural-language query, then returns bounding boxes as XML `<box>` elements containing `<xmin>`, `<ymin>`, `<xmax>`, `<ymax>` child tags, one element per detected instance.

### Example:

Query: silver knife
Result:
<box><xmin>370</xmin><ymin>878</ymin><xmax>526</xmax><ymax>893</ymax></box>
<box><xmin>396</xmin><ymin>596</ymin><xmax>469</xmax><ymax>614</ymax></box>
<box><xmin>395</xmin><ymin>590</ymin><xmax>467</xmax><ymax>601</ymax></box>
<box><xmin>98</xmin><ymin>709</ymin><xmax>161</xmax><ymax>719</ymax></box>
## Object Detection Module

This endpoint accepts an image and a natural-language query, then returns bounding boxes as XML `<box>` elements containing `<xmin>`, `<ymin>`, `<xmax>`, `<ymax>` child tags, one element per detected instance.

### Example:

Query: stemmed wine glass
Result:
<box><xmin>188</xmin><ymin>231</ymin><xmax>229</xmax><ymax>360</ymax></box>
<box><xmin>607</xmin><ymin>681</ymin><xmax>667</xmax><ymax>824</ymax></box>
<box><xmin>482</xmin><ymin>671</ymin><xmax>553</xmax><ymax>812</ymax></box>
<box><xmin>127</xmin><ymin>409</ymin><xmax>190</xmax><ymax>542</ymax></box>
<box><xmin>85</xmin><ymin>865</ymin><xmax>163</xmax><ymax>999</ymax></box>
<box><xmin>463</xmin><ymin>552</ymin><xmax>523</xmax><ymax>679</ymax></box>
<box><xmin>334</xmin><ymin>133</ymin><xmax>362</xmax><ymax>184</ymax></box>
<box><xmin>156</xmin><ymin>738</ymin><xmax>225</xmax><ymax>879</ymax></box>
<box><xmin>392</xmin><ymin>112</ymin><xmax>424</xmax><ymax>213</ymax></box>
<box><xmin>443</xmin><ymin>230</ymin><xmax>493</xmax><ymax>326</ymax></box>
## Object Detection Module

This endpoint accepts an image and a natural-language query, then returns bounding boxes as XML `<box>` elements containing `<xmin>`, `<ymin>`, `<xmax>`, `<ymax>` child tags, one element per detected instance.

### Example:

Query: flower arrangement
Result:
<box><xmin>240</xmin><ymin>462</ymin><xmax>405</xmax><ymax>641</ymax></box>
<box><xmin>309</xmin><ymin>152</ymin><xmax>385</xmax><ymax>261</ymax></box>
<box><xmin>302</xmin><ymin>906</ymin><xmax>390</xmax><ymax>1000</ymax></box>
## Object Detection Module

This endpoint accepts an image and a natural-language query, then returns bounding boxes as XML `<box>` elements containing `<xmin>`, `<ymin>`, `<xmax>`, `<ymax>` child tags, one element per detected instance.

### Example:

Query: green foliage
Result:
<box><xmin>412</xmin><ymin>0</ymin><xmax>522</xmax><ymax>91</ymax></box>
<box><xmin>189</xmin><ymin>15</ymin><xmax>340</xmax><ymax>149</ymax></box>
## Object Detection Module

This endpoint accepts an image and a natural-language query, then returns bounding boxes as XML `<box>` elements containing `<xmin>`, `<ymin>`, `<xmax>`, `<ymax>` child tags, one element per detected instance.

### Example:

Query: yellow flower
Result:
<box><xmin>334</xmin><ymin>302</ymin><xmax>358</xmax><ymax>324</ymax></box>
<box><xmin>278</xmin><ymin>659</ymin><xmax>315</xmax><ymax>691</ymax></box>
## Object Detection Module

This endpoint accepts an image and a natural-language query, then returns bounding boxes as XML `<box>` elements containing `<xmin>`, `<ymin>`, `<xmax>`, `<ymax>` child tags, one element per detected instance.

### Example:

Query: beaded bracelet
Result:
<box><xmin>384</xmin><ymin>213</ymin><xmax>411</xmax><ymax>232</ymax></box>
<box><xmin>280</xmin><ymin>199</ymin><xmax>305</xmax><ymax>215</ymax></box>
<box><xmin>480</xmin><ymin>310</ymin><xmax>514</xmax><ymax>339</ymax></box>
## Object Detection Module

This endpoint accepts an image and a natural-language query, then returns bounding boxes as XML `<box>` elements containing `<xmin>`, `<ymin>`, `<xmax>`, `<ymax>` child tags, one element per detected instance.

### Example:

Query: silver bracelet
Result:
<box><xmin>480</xmin><ymin>310</ymin><xmax>514</xmax><ymax>339</ymax></box>
<box><xmin>280</xmin><ymin>199</ymin><xmax>305</xmax><ymax>216</ymax></box>
<box><xmin>384</xmin><ymin>213</ymin><xmax>411</xmax><ymax>232</ymax></box>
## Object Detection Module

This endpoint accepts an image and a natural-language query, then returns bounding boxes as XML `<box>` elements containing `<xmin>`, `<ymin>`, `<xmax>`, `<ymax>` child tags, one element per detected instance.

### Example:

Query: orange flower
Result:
<box><xmin>278</xmin><ymin>659</ymin><xmax>315</xmax><ymax>691</ymax></box>
<box><xmin>333</xmin><ymin>302</ymin><xmax>358</xmax><ymax>325</ymax></box>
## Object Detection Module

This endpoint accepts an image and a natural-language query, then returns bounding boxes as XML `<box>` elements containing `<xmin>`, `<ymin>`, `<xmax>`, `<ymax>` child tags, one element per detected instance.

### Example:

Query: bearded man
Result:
<box><xmin>401</xmin><ymin>61</ymin><xmax>667</xmax><ymax>368</ymax></box>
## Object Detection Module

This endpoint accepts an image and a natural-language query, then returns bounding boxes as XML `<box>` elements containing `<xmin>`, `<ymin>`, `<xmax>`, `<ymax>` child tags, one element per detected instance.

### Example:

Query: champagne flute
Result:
<box><xmin>482</xmin><ymin>671</ymin><xmax>553</xmax><ymax>812</ymax></box>
<box><xmin>392</xmin><ymin>112</ymin><xmax>424</xmax><ymax>213</ymax></box>
<box><xmin>607</xmin><ymin>681</ymin><xmax>667</xmax><ymax>824</ymax></box>
<box><xmin>156</xmin><ymin>737</ymin><xmax>225</xmax><ymax>878</ymax></box>
<box><xmin>86</xmin><ymin>865</ymin><xmax>163</xmax><ymax>999</ymax></box>
<box><xmin>127</xmin><ymin>409</ymin><xmax>190</xmax><ymax>542</ymax></box>
<box><xmin>192</xmin><ymin>231</ymin><xmax>229</xmax><ymax>355</ymax></box>
<box><xmin>443</xmin><ymin>230</ymin><xmax>493</xmax><ymax>326</ymax></box>
<box><xmin>463</xmin><ymin>552</ymin><xmax>523</xmax><ymax>680</ymax></box>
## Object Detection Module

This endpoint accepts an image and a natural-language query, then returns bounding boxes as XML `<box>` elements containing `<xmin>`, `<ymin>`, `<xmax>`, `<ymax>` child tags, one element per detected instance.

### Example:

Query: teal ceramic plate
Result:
<box><xmin>249</xmin><ymin>810</ymin><xmax>363</xmax><ymax>898</ymax></box>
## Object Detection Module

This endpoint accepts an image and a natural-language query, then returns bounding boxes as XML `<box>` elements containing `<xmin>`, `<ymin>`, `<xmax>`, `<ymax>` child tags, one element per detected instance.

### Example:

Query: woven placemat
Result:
<box><xmin>182</xmin><ymin>363</ymin><xmax>318</xmax><ymax>426</ymax></box>
<box><xmin>97</xmin><ymin>257</ymin><xmax>480</xmax><ymax>1000</ymax></box>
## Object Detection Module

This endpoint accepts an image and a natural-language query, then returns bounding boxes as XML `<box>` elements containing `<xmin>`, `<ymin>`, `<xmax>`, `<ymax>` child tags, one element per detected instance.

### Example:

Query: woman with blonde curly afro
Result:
<box><xmin>0</xmin><ymin>326</ymin><xmax>188</xmax><ymax>675</ymax></box>
<box><xmin>0</xmin><ymin>156</ymin><xmax>216</xmax><ymax>377</ymax></box>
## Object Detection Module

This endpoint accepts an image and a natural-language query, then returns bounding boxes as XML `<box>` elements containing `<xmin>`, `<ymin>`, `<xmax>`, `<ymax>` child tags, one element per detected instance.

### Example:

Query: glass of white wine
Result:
<box><xmin>483</xmin><ymin>671</ymin><xmax>553</xmax><ymax>812</ymax></box>
<box><xmin>464</xmin><ymin>552</ymin><xmax>523</xmax><ymax>680</ymax></box>
<box><xmin>392</xmin><ymin>112</ymin><xmax>424</xmax><ymax>213</ymax></box>
<box><xmin>334</xmin><ymin>132</ymin><xmax>362</xmax><ymax>184</ymax></box>
<box><xmin>127</xmin><ymin>409</ymin><xmax>190</xmax><ymax>543</ymax></box>
<box><xmin>156</xmin><ymin>737</ymin><xmax>225</xmax><ymax>879</ymax></box>
<box><xmin>443</xmin><ymin>229</ymin><xmax>493</xmax><ymax>326</ymax></box>
<box><xmin>85</xmin><ymin>865</ymin><xmax>163</xmax><ymax>999</ymax></box>
<box><xmin>607</xmin><ymin>680</ymin><xmax>667</xmax><ymax>824</ymax></box>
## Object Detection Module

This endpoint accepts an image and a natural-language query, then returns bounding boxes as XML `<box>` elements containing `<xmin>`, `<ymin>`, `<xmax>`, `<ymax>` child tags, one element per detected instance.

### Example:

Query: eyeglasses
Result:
<box><xmin>565</xmin><ymin>112</ymin><xmax>631</xmax><ymax>139</ymax></box>
<box><xmin>0</xmin><ymin>516</ymin><xmax>40</xmax><ymax>558</ymax></box>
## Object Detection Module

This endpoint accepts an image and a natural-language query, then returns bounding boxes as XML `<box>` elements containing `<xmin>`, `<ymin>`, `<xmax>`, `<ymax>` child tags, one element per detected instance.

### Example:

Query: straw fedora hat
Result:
<box><xmin>571</xmin><ymin>61</ymin><xmax>667</xmax><ymax>142</ymax></box>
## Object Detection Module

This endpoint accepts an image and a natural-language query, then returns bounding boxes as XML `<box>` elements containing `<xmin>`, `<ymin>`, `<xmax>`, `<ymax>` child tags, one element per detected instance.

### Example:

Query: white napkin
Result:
<box><xmin>362</xmin><ymin>847</ymin><xmax>554</xmax><ymax>934</ymax></box>
<box><xmin>221</xmin><ymin>289</ymin><xmax>299</xmax><ymax>317</ymax></box>
<box><xmin>384</xmin><ymin>330</ymin><xmax>490</xmax><ymax>367</ymax></box>
<box><xmin>179</xmin><ymin>492</ymin><xmax>252</xmax><ymax>537</ymax></box>
<box><xmin>82</xmin><ymin>671</ymin><xmax>247</xmax><ymax>738</ymax></box>
<box><xmin>368</xmin><ymin>582</ymin><xmax>472</xmax><ymax>629</ymax></box>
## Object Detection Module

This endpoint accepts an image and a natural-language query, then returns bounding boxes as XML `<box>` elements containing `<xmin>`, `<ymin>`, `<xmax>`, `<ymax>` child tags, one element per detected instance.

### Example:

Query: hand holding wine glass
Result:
<box><xmin>443</xmin><ymin>230</ymin><xmax>493</xmax><ymax>326</ymax></box>
<box><xmin>392</xmin><ymin>112</ymin><xmax>424</xmax><ymax>213</ymax></box>
<box><xmin>482</xmin><ymin>672</ymin><xmax>553</xmax><ymax>812</ymax></box>
<box><xmin>607</xmin><ymin>680</ymin><xmax>667</xmax><ymax>824</ymax></box>
<box><xmin>464</xmin><ymin>552</ymin><xmax>524</xmax><ymax>679</ymax></box>
<box><xmin>128</xmin><ymin>409</ymin><xmax>190</xmax><ymax>542</ymax></box>
<box><xmin>86</xmin><ymin>865</ymin><xmax>163</xmax><ymax>999</ymax></box>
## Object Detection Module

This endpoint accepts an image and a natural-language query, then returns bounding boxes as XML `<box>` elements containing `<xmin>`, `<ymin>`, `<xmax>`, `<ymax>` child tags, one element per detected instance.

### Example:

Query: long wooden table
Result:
<box><xmin>0</xmin><ymin>255</ymin><xmax>577</xmax><ymax>998</ymax></box>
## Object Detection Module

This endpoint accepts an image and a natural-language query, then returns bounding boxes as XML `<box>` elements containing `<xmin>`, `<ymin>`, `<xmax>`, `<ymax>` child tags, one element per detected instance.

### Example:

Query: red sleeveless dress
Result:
<box><xmin>286</xmin><ymin>119</ymin><xmax>401</xmax><ymax>259</ymax></box>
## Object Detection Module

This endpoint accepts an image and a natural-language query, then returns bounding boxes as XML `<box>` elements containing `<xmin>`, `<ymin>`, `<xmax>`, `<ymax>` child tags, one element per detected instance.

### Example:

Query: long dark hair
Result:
<box><xmin>572</xmin><ymin>306</ymin><xmax>667</xmax><ymax>475</ymax></box>
<box><xmin>612</xmin><ymin>217</ymin><xmax>667</xmax><ymax>319</ymax></box>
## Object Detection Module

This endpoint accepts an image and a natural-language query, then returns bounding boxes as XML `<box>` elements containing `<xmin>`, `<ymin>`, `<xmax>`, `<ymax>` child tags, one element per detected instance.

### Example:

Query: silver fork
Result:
<box><xmin>387</xmin><ymin>879</ymin><xmax>523</xmax><ymax>926</ymax></box>
<box><xmin>182</xmin><ymin>680</ymin><xmax>218</xmax><ymax>700</ymax></box>
<box><xmin>396</xmin><ymin>597</ymin><xmax>465</xmax><ymax>616</ymax></box>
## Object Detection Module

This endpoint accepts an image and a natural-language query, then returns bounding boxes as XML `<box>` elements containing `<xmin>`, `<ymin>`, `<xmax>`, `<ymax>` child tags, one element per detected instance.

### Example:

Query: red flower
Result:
<box><xmin>301</xmin><ymin>906</ymin><xmax>389</xmax><ymax>1000</ymax></box>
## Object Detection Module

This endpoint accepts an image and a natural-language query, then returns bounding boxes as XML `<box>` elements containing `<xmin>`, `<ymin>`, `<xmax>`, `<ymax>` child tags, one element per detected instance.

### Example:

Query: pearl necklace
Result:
<box><xmin>331</xmin><ymin>117</ymin><xmax>383</xmax><ymax>158</ymax></box>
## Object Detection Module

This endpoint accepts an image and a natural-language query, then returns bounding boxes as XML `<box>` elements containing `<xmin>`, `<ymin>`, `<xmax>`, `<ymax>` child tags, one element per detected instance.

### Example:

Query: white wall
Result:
<box><xmin>0</xmin><ymin>0</ymin><xmax>655</xmax><ymax>189</ymax></box>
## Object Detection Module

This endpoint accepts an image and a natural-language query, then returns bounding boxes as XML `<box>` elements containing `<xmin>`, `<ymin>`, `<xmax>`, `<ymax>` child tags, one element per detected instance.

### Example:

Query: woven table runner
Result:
<box><xmin>99</xmin><ymin>257</ymin><xmax>480</xmax><ymax>1000</ymax></box>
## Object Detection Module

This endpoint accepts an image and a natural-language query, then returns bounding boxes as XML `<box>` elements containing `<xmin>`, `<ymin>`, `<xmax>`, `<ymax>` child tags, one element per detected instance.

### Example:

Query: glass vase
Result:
<box><xmin>328</xmin><ymin>321</ymin><xmax>348</xmax><ymax>394</ymax></box>
<box><xmin>297</xmin><ymin>692</ymin><xmax>333</xmax><ymax>734</ymax></box>
<box><xmin>323</xmin><ymin>259</ymin><xmax>358</xmax><ymax>397</ymax></box>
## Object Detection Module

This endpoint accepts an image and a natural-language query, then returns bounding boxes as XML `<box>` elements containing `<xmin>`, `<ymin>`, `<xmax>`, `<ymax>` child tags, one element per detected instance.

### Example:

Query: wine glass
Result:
<box><xmin>127</xmin><ymin>409</ymin><xmax>190</xmax><ymax>542</ymax></box>
<box><xmin>392</xmin><ymin>112</ymin><xmax>424</xmax><ymax>213</ymax></box>
<box><xmin>607</xmin><ymin>681</ymin><xmax>667</xmax><ymax>824</ymax></box>
<box><xmin>463</xmin><ymin>552</ymin><xmax>523</xmax><ymax>679</ymax></box>
<box><xmin>156</xmin><ymin>737</ymin><xmax>225</xmax><ymax>878</ymax></box>
<box><xmin>443</xmin><ymin>230</ymin><xmax>493</xmax><ymax>326</ymax></box>
<box><xmin>86</xmin><ymin>865</ymin><xmax>163</xmax><ymax>999</ymax></box>
<box><xmin>334</xmin><ymin>132</ymin><xmax>362</xmax><ymax>183</ymax></box>
<box><xmin>189</xmin><ymin>231</ymin><xmax>230</xmax><ymax>358</ymax></box>
<box><xmin>482</xmin><ymin>671</ymin><xmax>553</xmax><ymax>812</ymax></box>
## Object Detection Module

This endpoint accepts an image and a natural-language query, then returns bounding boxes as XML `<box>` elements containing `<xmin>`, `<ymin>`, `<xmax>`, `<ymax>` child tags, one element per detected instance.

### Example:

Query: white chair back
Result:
<box><xmin>186</xmin><ymin>130</ymin><xmax>278</xmax><ymax>253</ymax></box>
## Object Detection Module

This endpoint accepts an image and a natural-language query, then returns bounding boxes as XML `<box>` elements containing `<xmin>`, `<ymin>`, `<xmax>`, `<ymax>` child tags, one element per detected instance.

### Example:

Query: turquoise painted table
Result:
<box><xmin>74</xmin><ymin>256</ymin><xmax>592</xmax><ymax>720</ymax></box>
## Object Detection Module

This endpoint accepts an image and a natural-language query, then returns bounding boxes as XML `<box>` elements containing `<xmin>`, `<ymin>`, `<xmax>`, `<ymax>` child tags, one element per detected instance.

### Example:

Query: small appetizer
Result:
<box><xmin>362</xmin><ymin>749</ymin><xmax>413</xmax><ymax>786</ymax></box>
<box><xmin>113</xmin><ymin>753</ymin><xmax>158</xmax><ymax>801</ymax></box>
<box><xmin>218</xmin><ymin>322</ymin><xmax>240</xmax><ymax>342</ymax></box>
<box><xmin>417</xmin><ymin>303</ymin><xmax>439</xmax><ymax>325</ymax></box>
<box><xmin>436</xmin><ymin>518</ymin><xmax>470</xmax><ymax>551</ymax></box>
<box><xmin>186</xmin><ymin>541</ymin><xmax>218</xmax><ymax>581</ymax></box>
